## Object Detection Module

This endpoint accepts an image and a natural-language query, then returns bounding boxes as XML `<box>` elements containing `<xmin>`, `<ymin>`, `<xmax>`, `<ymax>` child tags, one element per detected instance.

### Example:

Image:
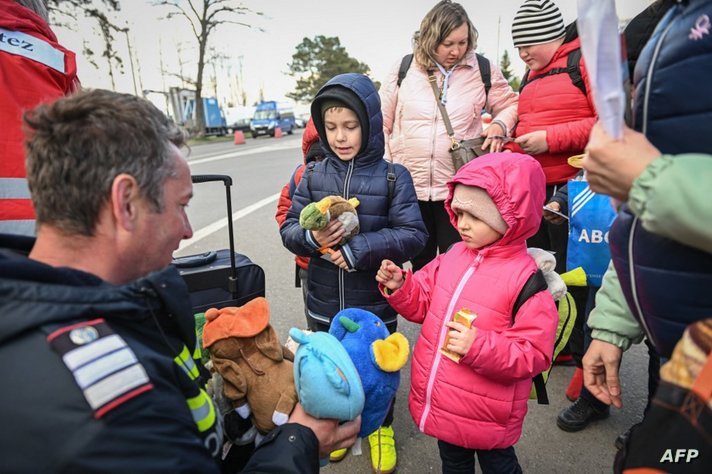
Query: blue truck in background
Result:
<box><xmin>250</xmin><ymin>101</ymin><xmax>296</xmax><ymax>138</ymax></box>
<box><xmin>182</xmin><ymin>96</ymin><xmax>227</xmax><ymax>136</ymax></box>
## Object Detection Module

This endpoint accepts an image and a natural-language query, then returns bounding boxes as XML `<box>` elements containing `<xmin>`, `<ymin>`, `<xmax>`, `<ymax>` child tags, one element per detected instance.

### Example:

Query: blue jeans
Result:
<box><xmin>438</xmin><ymin>440</ymin><xmax>522</xmax><ymax>474</ymax></box>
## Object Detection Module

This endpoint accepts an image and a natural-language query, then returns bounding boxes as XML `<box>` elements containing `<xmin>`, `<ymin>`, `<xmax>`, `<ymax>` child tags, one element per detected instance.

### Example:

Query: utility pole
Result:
<box><xmin>123</xmin><ymin>24</ymin><xmax>138</xmax><ymax>96</ymax></box>
<box><xmin>496</xmin><ymin>16</ymin><xmax>501</xmax><ymax>64</ymax></box>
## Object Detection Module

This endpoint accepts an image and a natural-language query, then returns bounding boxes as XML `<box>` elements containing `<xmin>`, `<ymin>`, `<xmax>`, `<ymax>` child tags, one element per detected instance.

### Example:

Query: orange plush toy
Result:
<box><xmin>203</xmin><ymin>297</ymin><xmax>298</xmax><ymax>435</ymax></box>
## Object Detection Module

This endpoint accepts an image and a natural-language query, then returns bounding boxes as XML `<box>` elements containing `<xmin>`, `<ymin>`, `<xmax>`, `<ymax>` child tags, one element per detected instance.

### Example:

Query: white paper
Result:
<box><xmin>577</xmin><ymin>0</ymin><xmax>626</xmax><ymax>139</ymax></box>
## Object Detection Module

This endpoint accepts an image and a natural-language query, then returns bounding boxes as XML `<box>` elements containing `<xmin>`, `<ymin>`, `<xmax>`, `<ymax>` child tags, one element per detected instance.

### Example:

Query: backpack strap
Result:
<box><xmin>386</xmin><ymin>160</ymin><xmax>396</xmax><ymax>206</ymax></box>
<box><xmin>512</xmin><ymin>269</ymin><xmax>550</xmax><ymax>404</ymax></box>
<box><xmin>518</xmin><ymin>48</ymin><xmax>586</xmax><ymax>97</ymax></box>
<box><xmin>475</xmin><ymin>53</ymin><xmax>491</xmax><ymax>99</ymax></box>
<box><xmin>397</xmin><ymin>52</ymin><xmax>491</xmax><ymax>100</ymax></box>
<box><xmin>566</xmin><ymin>48</ymin><xmax>587</xmax><ymax>96</ymax></box>
<box><xmin>397</xmin><ymin>54</ymin><xmax>414</xmax><ymax>87</ymax></box>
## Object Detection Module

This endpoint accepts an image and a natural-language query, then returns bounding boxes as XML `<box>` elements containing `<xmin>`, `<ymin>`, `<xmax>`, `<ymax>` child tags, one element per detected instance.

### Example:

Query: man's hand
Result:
<box><xmin>583</xmin><ymin>122</ymin><xmax>661</xmax><ymax>201</ymax></box>
<box><xmin>444</xmin><ymin>321</ymin><xmax>477</xmax><ymax>356</ymax></box>
<box><xmin>311</xmin><ymin>219</ymin><xmax>344</xmax><ymax>250</ymax></box>
<box><xmin>288</xmin><ymin>404</ymin><xmax>360</xmax><ymax>459</ymax></box>
<box><xmin>582</xmin><ymin>339</ymin><xmax>624</xmax><ymax>408</ymax></box>
<box><xmin>376</xmin><ymin>259</ymin><xmax>404</xmax><ymax>291</ymax></box>
<box><xmin>515</xmin><ymin>130</ymin><xmax>548</xmax><ymax>155</ymax></box>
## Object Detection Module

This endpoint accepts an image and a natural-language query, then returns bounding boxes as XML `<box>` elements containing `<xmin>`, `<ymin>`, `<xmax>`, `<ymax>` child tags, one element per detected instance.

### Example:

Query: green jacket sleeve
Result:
<box><xmin>588</xmin><ymin>261</ymin><xmax>645</xmax><ymax>351</ymax></box>
<box><xmin>628</xmin><ymin>153</ymin><xmax>712</xmax><ymax>254</ymax></box>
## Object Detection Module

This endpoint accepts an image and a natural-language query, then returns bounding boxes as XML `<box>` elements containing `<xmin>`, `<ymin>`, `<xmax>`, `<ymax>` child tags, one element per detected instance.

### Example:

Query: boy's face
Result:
<box><xmin>454</xmin><ymin>208</ymin><xmax>503</xmax><ymax>249</ymax></box>
<box><xmin>517</xmin><ymin>40</ymin><xmax>560</xmax><ymax>72</ymax></box>
<box><xmin>324</xmin><ymin>107</ymin><xmax>361</xmax><ymax>161</ymax></box>
<box><xmin>434</xmin><ymin>22</ymin><xmax>469</xmax><ymax>68</ymax></box>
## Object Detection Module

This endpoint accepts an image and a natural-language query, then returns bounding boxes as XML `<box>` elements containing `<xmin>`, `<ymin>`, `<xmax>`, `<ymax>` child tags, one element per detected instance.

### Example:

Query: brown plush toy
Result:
<box><xmin>203</xmin><ymin>297</ymin><xmax>298</xmax><ymax>435</ymax></box>
<box><xmin>299</xmin><ymin>195</ymin><xmax>360</xmax><ymax>249</ymax></box>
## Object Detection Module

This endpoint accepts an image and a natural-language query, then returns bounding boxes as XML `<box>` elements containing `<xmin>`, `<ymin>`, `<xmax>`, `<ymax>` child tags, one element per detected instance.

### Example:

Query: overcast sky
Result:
<box><xmin>53</xmin><ymin>0</ymin><xmax>654</xmax><ymax>113</ymax></box>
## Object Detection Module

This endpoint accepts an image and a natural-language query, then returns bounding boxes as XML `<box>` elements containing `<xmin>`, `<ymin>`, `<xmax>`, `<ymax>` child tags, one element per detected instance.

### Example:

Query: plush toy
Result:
<box><xmin>299</xmin><ymin>195</ymin><xmax>360</xmax><ymax>251</ymax></box>
<box><xmin>527</xmin><ymin>247</ymin><xmax>567</xmax><ymax>301</ymax></box>
<box><xmin>288</xmin><ymin>328</ymin><xmax>365</xmax><ymax>421</ymax></box>
<box><xmin>202</xmin><ymin>297</ymin><xmax>298</xmax><ymax>435</ymax></box>
<box><xmin>329</xmin><ymin>308</ymin><xmax>410</xmax><ymax>437</ymax></box>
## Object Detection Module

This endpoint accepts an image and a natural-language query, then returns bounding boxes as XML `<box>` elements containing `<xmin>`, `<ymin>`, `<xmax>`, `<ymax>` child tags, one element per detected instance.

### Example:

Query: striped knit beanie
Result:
<box><xmin>512</xmin><ymin>0</ymin><xmax>566</xmax><ymax>48</ymax></box>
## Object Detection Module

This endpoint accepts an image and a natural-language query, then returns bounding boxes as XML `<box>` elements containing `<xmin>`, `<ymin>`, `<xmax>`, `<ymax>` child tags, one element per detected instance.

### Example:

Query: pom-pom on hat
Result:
<box><xmin>451</xmin><ymin>185</ymin><xmax>508</xmax><ymax>235</ymax></box>
<box><xmin>512</xmin><ymin>0</ymin><xmax>566</xmax><ymax>48</ymax></box>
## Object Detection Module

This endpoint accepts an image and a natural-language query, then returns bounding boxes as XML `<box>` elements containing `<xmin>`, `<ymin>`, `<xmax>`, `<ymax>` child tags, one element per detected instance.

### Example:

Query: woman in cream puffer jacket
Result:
<box><xmin>380</xmin><ymin>1</ymin><xmax>518</xmax><ymax>271</ymax></box>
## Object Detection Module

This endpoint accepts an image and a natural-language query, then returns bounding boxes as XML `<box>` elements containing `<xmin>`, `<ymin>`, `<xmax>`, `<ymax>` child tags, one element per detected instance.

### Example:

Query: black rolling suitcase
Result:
<box><xmin>172</xmin><ymin>174</ymin><xmax>265</xmax><ymax>314</ymax></box>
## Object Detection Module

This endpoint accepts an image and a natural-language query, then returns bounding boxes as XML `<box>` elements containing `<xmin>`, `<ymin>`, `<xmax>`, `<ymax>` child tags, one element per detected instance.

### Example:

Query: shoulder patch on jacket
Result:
<box><xmin>46</xmin><ymin>318</ymin><xmax>154</xmax><ymax>418</ymax></box>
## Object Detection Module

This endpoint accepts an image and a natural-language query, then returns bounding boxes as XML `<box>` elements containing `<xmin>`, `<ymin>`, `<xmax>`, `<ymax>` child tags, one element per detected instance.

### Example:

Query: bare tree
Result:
<box><xmin>154</xmin><ymin>0</ymin><xmax>261</xmax><ymax>136</ymax></box>
<box><xmin>49</xmin><ymin>0</ymin><xmax>125</xmax><ymax>89</ymax></box>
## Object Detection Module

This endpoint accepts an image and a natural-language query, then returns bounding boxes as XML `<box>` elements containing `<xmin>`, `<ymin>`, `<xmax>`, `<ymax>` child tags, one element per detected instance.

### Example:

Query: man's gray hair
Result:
<box><xmin>16</xmin><ymin>0</ymin><xmax>49</xmax><ymax>22</ymax></box>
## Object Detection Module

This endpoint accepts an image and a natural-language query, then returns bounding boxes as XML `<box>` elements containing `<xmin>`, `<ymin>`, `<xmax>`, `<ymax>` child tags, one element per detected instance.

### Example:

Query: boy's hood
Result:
<box><xmin>445</xmin><ymin>153</ymin><xmax>546</xmax><ymax>248</ymax></box>
<box><xmin>301</xmin><ymin>117</ymin><xmax>321</xmax><ymax>164</ymax></box>
<box><xmin>310</xmin><ymin>73</ymin><xmax>384</xmax><ymax>166</ymax></box>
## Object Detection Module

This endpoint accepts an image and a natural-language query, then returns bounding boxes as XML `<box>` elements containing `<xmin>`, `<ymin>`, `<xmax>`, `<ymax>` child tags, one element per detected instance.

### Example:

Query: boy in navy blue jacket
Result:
<box><xmin>280</xmin><ymin>73</ymin><xmax>427</xmax><ymax>472</ymax></box>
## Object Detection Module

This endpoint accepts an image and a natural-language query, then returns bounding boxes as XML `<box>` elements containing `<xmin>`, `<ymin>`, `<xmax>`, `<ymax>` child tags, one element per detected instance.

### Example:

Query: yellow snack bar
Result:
<box><xmin>440</xmin><ymin>308</ymin><xmax>477</xmax><ymax>363</ymax></box>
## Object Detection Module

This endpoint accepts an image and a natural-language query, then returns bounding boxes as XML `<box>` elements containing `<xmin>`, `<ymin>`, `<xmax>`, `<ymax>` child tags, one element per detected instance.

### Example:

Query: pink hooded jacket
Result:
<box><xmin>382</xmin><ymin>153</ymin><xmax>558</xmax><ymax>449</ymax></box>
<box><xmin>380</xmin><ymin>50</ymin><xmax>519</xmax><ymax>202</ymax></box>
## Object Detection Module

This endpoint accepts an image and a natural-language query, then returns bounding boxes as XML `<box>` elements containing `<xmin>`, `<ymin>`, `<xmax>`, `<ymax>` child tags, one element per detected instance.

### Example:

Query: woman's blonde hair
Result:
<box><xmin>413</xmin><ymin>0</ymin><xmax>478</xmax><ymax>69</ymax></box>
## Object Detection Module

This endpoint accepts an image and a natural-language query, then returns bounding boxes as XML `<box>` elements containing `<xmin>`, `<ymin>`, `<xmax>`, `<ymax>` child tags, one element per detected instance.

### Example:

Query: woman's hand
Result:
<box><xmin>515</xmin><ymin>130</ymin><xmax>548</xmax><ymax>155</ymax></box>
<box><xmin>481</xmin><ymin>121</ymin><xmax>506</xmax><ymax>153</ymax></box>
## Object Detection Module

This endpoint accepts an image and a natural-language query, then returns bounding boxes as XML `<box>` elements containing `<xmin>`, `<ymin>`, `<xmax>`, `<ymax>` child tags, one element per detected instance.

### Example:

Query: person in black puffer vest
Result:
<box><xmin>581</xmin><ymin>0</ymin><xmax>712</xmax><ymax>431</ymax></box>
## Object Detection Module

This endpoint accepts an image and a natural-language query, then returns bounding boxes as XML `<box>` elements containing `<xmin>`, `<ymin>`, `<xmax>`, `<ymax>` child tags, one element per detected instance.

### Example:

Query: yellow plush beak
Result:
<box><xmin>372</xmin><ymin>333</ymin><xmax>410</xmax><ymax>373</ymax></box>
<box><xmin>315</xmin><ymin>196</ymin><xmax>332</xmax><ymax>214</ymax></box>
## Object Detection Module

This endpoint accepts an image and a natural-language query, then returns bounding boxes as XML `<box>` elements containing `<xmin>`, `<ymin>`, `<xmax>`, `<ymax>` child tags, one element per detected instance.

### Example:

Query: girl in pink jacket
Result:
<box><xmin>377</xmin><ymin>153</ymin><xmax>558</xmax><ymax>473</ymax></box>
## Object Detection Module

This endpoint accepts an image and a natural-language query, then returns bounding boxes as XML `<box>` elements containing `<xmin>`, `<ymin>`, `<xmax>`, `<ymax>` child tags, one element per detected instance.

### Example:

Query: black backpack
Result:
<box><xmin>518</xmin><ymin>47</ymin><xmax>586</xmax><ymax>96</ymax></box>
<box><xmin>512</xmin><ymin>269</ymin><xmax>551</xmax><ymax>404</ymax></box>
<box><xmin>397</xmin><ymin>53</ymin><xmax>492</xmax><ymax>100</ymax></box>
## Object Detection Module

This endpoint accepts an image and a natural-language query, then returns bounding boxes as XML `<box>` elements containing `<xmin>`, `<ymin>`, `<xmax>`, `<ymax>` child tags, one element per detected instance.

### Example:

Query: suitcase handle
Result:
<box><xmin>191</xmin><ymin>174</ymin><xmax>237</xmax><ymax>297</ymax></box>
<box><xmin>192</xmin><ymin>174</ymin><xmax>233</xmax><ymax>186</ymax></box>
<box><xmin>172</xmin><ymin>251</ymin><xmax>217</xmax><ymax>268</ymax></box>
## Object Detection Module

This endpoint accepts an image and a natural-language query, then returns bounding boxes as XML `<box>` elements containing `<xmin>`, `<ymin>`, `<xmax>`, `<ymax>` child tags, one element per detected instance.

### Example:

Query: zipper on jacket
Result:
<box><xmin>338</xmin><ymin>160</ymin><xmax>355</xmax><ymax>310</ymax></box>
<box><xmin>631</xmin><ymin>7</ymin><xmax>676</xmax><ymax>345</ymax></box>
<box><xmin>419</xmin><ymin>253</ymin><xmax>483</xmax><ymax>432</ymax></box>
<box><xmin>641</xmin><ymin>8</ymin><xmax>676</xmax><ymax>134</ymax></box>
<box><xmin>627</xmin><ymin>216</ymin><xmax>656</xmax><ymax>347</ymax></box>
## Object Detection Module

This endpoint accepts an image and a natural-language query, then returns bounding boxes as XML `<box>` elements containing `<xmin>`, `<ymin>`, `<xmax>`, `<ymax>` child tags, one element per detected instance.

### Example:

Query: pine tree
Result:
<box><xmin>287</xmin><ymin>36</ymin><xmax>371</xmax><ymax>102</ymax></box>
<box><xmin>500</xmin><ymin>50</ymin><xmax>521</xmax><ymax>91</ymax></box>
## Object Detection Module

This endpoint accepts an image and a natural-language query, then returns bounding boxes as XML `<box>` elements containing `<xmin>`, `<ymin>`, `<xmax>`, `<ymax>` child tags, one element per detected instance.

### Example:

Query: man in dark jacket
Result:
<box><xmin>0</xmin><ymin>89</ymin><xmax>358</xmax><ymax>473</ymax></box>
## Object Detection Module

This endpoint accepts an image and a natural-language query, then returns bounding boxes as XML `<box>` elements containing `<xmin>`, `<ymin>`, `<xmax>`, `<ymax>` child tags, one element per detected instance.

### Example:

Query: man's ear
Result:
<box><xmin>111</xmin><ymin>173</ymin><xmax>141</xmax><ymax>231</ymax></box>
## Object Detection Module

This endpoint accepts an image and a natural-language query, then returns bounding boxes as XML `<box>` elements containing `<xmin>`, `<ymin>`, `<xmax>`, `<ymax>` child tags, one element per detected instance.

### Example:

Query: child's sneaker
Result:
<box><xmin>368</xmin><ymin>425</ymin><xmax>396</xmax><ymax>473</ymax></box>
<box><xmin>329</xmin><ymin>448</ymin><xmax>348</xmax><ymax>462</ymax></box>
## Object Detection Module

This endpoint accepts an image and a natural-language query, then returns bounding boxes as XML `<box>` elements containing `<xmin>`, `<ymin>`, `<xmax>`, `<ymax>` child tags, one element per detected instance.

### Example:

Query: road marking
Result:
<box><xmin>187</xmin><ymin>140</ymin><xmax>300</xmax><ymax>165</ymax></box>
<box><xmin>178</xmin><ymin>192</ymin><xmax>280</xmax><ymax>251</ymax></box>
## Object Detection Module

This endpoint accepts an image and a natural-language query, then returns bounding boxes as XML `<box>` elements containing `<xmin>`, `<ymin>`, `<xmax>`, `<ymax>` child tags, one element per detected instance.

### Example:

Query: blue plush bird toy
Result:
<box><xmin>289</xmin><ymin>328</ymin><xmax>365</xmax><ymax>422</ymax></box>
<box><xmin>329</xmin><ymin>308</ymin><xmax>410</xmax><ymax>437</ymax></box>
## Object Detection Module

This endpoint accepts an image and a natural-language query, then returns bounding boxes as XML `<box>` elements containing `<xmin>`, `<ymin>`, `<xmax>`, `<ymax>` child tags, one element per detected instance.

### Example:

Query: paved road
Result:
<box><xmin>177</xmin><ymin>136</ymin><xmax>651</xmax><ymax>473</ymax></box>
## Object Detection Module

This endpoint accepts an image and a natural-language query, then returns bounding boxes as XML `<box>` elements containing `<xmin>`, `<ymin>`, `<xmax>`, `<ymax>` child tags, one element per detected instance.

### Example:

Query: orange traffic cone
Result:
<box><xmin>274</xmin><ymin>127</ymin><xmax>283</xmax><ymax>138</ymax></box>
<box><xmin>233</xmin><ymin>130</ymin><xmax>246</xmax><ymax>145</ymax></box>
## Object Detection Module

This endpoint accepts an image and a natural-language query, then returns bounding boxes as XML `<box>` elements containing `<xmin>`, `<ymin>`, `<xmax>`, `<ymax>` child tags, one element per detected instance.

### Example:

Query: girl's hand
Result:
<box><xmin>515</xmin><ymin>130</ymin><xmax>548</xmax><ymax>155</ymax></box>
<box><xmin>445</xmin><ymin>321</ymin><xmax>477</xmax><ymax>356</ymax></box>
<box><xmin>376</xmin><ymin>259</ymin><xmax>404</xmax><ymax>291</ymax></box>
<box><xmin>330</xmin><ymin>250</ymin><xmax>349</xmax><ymax>270</ymax></box>
<box><xmin>312</xmin><ymin>219</ymin><xmax>344</xmax><ymax>249</ymax></box>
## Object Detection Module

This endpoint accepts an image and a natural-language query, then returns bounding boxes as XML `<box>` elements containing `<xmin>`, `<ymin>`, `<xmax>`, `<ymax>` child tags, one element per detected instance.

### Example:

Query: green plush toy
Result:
<box><xmin>299</xmin><ymin>195</ymin><xmax>360</xmax><ymax>251</ymax></box>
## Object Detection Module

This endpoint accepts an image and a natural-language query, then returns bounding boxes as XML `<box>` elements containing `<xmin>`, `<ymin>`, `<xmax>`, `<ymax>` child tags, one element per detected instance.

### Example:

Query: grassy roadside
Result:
<box><xmin>186</xmin><ymin>135</ymin><xmax>238</xmax><ymax>146</ymax></box>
